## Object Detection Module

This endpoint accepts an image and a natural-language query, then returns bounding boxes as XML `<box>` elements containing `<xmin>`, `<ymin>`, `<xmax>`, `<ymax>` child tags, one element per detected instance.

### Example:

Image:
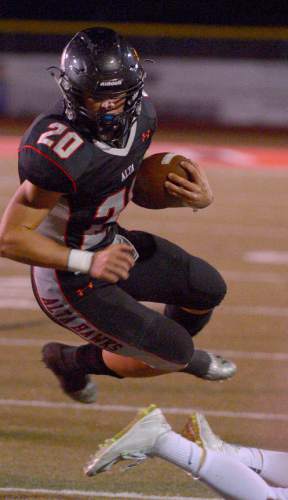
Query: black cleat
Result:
<box><xmin>42</xmin><ymin>342</ymin><xmax>97</xmax><ymax>403</ymax></box>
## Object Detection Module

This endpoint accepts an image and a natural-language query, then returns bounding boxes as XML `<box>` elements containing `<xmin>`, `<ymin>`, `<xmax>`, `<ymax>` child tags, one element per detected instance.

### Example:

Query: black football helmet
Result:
<box><xmin>55</xmin><ymin>27</ymin><xmax>146</xmax><ymax>147</ymax></box>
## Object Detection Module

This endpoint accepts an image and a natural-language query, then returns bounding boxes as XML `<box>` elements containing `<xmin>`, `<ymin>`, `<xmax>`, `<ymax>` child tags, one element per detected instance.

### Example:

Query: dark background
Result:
<box><xmin>2</xmin><ymin>1</ymin><xmax>288</xmax><ymax>59</ymax></box>
<box><xmin>2</xmin><ymin>0</ymin><xmax>288</xmax><ymax>25</ymax></box>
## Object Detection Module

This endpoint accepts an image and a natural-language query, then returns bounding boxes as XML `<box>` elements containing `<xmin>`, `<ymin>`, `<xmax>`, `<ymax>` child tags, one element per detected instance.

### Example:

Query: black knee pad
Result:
<box><xmin>186</xmin><ymin>257</ymin><xmax>227</xmax><ymax>309</ymax></box>
<box><xmin>138</xmin><ymin>314</ymin><xmax>194</xmax><ymax>366</ymax></box>
<box><xmin>165</xmin><ymin>305</ymin><xmax>213</xmax><ymax>337</ymax></box>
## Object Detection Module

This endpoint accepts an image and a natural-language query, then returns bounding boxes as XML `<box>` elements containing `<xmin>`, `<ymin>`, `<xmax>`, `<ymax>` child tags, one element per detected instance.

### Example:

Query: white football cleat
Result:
<box><xmin>84</xmin><ymin>404</ymin><xmax>171</xmax><ymax>477</ymax></box>
<box><xmin>182</xmin><ymin>411</ymin><xmax>241</xmax><ymax>457</ymax></box>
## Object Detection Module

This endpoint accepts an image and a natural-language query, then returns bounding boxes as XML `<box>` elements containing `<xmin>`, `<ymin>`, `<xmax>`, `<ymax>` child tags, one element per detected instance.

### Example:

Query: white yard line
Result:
<box><xmin>1</xmin><ymin>297</ymin><xmax>288</xmax><ymax>316</ymax></box>
<box><xmin>145</xmin><ymin>302</ymin><xmax>288</xmax><ymax>318</ymax></box>
<box><xmin>1</xmin><ymin>277</ymin><xmax>288</xmax><ymax>318</ymax></box>
<box><xmin>0</xmin><ymin>489</ymin><xmax>219</xmax><ymax>500</ymax></box>
<box><xmin>222</xmin><ymin>270</ymin><xmax>288</xmax><ymax>283</ymax></box>
<box><xmin>0</xmin><ymin>269</ymin><xmax>288</xmax><ymax>294</ymax></box>
<box><xmin>0</xmin><ymin>298</ymin><xmax>38</xmax><ymax>309</ymax></box>
<box><xmin>160</xmin><ymin>223</ymin><xmax>288</xmax><ymax>240</ymax></box>
<box><xmin>215</xmin><ymin>350</ymin><xmax>288</xmax><ymax>361</ymax></box>
<box><xmin>0</xmin><ymin>336</ymin><xmax>287</xmax><ymax>361</ymax></box>
<box><xmin>0</xmin><ymin>337</ymin><xmax>49</xmax><ymax>346</ymax></box>
<box><xmin>221</xmin><ymin>305</ymin><xmax>288</xmax><ymax>317</ymax></box>
<box><xmin>0</xmin><ymin>399</ymin><xmax>287</xmax><ymax>422</ymax></box>
<box><xmin>244</xmin><ymin>251</ymin><xmax>288</xmax><ymax>265</ymax></box>
<box><xmin>5</xmin><ymin>270</ymin><xmax>287</xmax><ymax>284</ymax></box>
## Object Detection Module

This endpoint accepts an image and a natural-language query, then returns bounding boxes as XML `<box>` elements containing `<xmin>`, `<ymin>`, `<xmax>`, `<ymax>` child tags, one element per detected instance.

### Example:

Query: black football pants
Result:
<box><xmin>32</xmin><ymin>228</ymin><xmax>226</xmax><ymax>371</ymax></box>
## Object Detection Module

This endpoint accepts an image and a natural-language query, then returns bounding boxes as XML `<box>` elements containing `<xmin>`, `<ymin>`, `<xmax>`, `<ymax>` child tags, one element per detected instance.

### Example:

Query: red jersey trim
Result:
<box><xmin>19</xmin><ymin>145</ymin><xmax>77</xmax><ymax>193</ymax></box>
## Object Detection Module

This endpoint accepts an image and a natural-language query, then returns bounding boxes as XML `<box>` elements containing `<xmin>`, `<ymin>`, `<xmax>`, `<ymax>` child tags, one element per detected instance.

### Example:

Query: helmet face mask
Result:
<box><xmin>56</xmin><ymin>28</ymin><xmax>145</xmax><ymax>147</ymax></box>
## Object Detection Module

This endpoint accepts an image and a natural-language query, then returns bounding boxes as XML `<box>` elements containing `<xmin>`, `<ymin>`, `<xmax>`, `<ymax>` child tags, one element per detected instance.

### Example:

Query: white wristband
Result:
<box><xmin>67</xmin><ymin>249</ymin><xmax>94</xmax><ymax>274</ymax></box>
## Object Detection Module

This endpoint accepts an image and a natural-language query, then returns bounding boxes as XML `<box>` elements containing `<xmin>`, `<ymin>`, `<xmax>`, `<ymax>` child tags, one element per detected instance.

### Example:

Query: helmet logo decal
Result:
<box><xmin>99</xmin><ymin>79</ymin><xmax>123</xmax><ymax>87</ymax></box>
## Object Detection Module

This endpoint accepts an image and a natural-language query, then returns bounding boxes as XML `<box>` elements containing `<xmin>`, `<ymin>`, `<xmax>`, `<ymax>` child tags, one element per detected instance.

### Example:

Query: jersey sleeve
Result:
<box><xmin>18</xmin><ymin>118</ymin><xmax>91</xmax><ymax>194</ymax></box>
<box><xmin>18</xmin><ymin>145</ymin><xmax>77</xmax><ymax>193</ymax></box>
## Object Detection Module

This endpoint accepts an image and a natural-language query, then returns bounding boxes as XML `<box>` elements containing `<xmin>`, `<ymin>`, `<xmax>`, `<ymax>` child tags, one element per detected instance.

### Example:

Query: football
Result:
<box><xmin>133</xmin><ymin>152</ymin><xmax>191</xmax><ymax>209</ymax></box>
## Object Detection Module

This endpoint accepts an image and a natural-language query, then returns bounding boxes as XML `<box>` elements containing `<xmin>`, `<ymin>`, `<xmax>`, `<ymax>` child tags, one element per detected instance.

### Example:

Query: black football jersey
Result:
<box><xmin>18</xmin><ymin>97</ymin><xmax>157</xmax><ymax>250</ymax></box>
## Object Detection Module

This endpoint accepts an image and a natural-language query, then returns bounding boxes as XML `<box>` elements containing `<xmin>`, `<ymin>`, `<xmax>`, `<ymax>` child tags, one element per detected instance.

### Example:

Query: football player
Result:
<box><xmin>0</xmin><ymin>27</ymin><xmax>235</xmax><ymax>403</ymax></box>
<box><xmin>84</xmin><ymin>404</ymin><xmax>288</xmax><ymax>500</ymax></box>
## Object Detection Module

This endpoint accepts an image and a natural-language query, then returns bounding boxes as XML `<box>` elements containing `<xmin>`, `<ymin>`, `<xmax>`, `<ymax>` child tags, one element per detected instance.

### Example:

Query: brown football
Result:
<box><xmin>133</xmin><ymin>152</ymin><xmax>190</xmax><ymax>209</ymax></box>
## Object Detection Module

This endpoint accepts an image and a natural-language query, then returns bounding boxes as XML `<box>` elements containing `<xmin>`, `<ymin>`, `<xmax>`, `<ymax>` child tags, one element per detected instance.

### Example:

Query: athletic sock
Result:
<box><xmin>199</xmin><ymin>449</ymin><xmax>276</xmax><ymax>500</ymax></box>
<box><xmin>63</xmin><ymin>344</ymin><xmax>123</xmax><ymax>378</ymax></box>
<box><xmin>152</xmin><ymin>430</ymin><xmax>202</xmax><ymax>474</ymax></box>
<box><xmin>259</xmin><ymin>450</ymin><xmax>288</xmax><ymax>487</ymax></box>
<box><xmin>222</xmin><ymin>443</ymin><xmax>288</xmax><ymax>487</ymax></box>
<box><xmin>221</xmin><ymin>442</ymin><xmax>263</xmax><ymax>473</ymax></box>
<box><xmin>269</xmin><ymin>487</ymin><xmax>288</xmax><ymax>500</ymax></box>
<box><xmin>180</xmin><ymin>349</ymin><xmax>211</xmax><ymax>377</ymax></box>
<box><xmin>164</xmin><ymin>305</ymin><xmax>212</xmax><ymax>337</ymax></box>
<box><xmin>153</xmin><ymin>432</ymin><xmax>276</xmax><ymax>499</ymax></box>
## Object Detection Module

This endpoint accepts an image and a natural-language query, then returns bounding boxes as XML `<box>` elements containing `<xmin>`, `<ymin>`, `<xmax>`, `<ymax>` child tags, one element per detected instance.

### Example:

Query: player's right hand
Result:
<box><xmin>89</xmin><ymin>243</ymin><xmax>135</xmax><ymax>283</ymax></box>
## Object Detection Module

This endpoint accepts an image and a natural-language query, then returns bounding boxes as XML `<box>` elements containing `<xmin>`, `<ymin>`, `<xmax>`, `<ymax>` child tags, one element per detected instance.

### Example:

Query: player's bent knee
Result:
<box><xmin>210</xmin><ymin>271</ymin><xmax>227</xmax><ymax>306</ymax></box>
<box><xmin>187</xmin><ymin>259</ymin><xmax>227</xmax><ymax>309</ymax></box>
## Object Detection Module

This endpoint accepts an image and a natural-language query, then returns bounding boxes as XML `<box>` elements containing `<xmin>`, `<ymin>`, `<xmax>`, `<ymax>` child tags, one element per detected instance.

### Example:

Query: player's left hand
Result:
<box><xmin>164</xmin><ymin>160</ymin><xmax>213</xmax><ymax>209</ymax></box>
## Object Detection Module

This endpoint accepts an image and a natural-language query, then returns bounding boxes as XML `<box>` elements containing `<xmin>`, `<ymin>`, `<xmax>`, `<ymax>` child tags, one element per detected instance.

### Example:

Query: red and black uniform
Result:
<box><xmin>19</xmin><ymin>98</ymin><xmax>226</xmax><ymax>371</ymax></box>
